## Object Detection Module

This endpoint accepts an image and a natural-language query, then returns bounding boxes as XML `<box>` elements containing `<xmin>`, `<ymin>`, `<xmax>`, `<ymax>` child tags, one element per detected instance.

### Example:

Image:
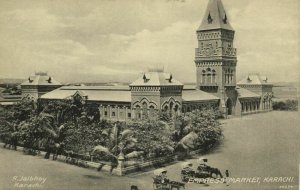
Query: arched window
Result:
<box><xmin>212</xmin><ymin>69</ymin><xmax>216</xmax><ymax>83</ymax></box>
<box><xmin>174</xmin><ymin>105</ymin><xmax>179</xmax><ymax>112</ymax></box>
<box><xmin>193</xmin><ymin>105</ymin><xmax>197</xmax><ymax>110</ymax></box>
<box><xmin>164</xmin><ymin>105</ymin><xmax>168</xmax><ymax>112</ymax></box>
<box><xmin>149</xmin><ymin>105</ymin><xmax>155</xmax><ymax>115</ymax></box>
<box><xmin>202</xmin><ymin>70</ymin><xmax>206</xmax><ymax>83</ymax></box>
<box><xmin>170</xmin><ymin>102</ymin><xmax>174</xmax><ymax>111</ymax></box>
<box><xmin>206</xmin><ymin>68</ymin><xmax>211</xmax><ymax>83</ymax></box>
<box><xmin>207</xmin><ymin>73</ymin><xmax>211</xmax><ymax>83</ymax></box>
<box><xmin>135</xmin><ymin>105</ymin><xmax>141</xmax><ymax>119</ymax></box>
<box><xmin>142</xmin><ymin>102</ymin><xmax>147</xmax><ymax>109</ymax></box>
<box><xmin>230</xmin><ymin>70</ymin><xmax>233</xmax><ymax>83</ymax></box>
<box><xmin>225</xmin><ymin>68</ymin><xmax>230</xmax><ymax>84</ymax></box>
<box><xmin>187</xmin><ymin>106</ymin><xmax>191</xmax><ymax>112</ymax></box>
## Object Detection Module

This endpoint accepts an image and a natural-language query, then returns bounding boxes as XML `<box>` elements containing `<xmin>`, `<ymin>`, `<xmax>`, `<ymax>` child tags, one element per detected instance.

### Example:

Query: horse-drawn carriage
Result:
<box><xmin>180</xmin><ymin>159</ymin><xmax>225</xmax><ymax>183</ymax></box>
<box><xmin>153</xmin><ymin>168</ymin><xmax>185</xmax><ymax>190</ymax></box>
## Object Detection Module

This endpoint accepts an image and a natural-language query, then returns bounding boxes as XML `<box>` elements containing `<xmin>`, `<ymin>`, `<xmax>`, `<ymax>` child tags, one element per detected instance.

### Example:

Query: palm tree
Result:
<box><xmin>92</xmin><ymin>123</ymin><xmax>143</xmax><ymax>173</ymax></box>
<box><xmin>35</xmin><ymin>111</ymin><xmax>66</xmax><ymax>159</ymax></box>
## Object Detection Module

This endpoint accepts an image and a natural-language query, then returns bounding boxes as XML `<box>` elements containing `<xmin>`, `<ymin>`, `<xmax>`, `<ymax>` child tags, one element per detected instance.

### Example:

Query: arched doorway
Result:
<box><xmin>226</xmin><ymin>98</ymin><xmax>233</xmax><ymax>115</ymax></box>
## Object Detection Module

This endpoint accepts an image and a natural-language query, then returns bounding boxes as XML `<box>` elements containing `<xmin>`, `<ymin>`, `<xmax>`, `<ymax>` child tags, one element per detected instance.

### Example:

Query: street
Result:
<box><xmin>0</xmin><ymin>111</ymin><xmax>299</xmax><ymax>190</ymax></box>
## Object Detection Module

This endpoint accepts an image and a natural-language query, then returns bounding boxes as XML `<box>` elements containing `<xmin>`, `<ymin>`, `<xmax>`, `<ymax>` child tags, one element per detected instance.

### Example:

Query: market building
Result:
<box><xmin>21</xmin><ymin>0</ymin><xmax>273</xmax><ymax>120</ymax></box>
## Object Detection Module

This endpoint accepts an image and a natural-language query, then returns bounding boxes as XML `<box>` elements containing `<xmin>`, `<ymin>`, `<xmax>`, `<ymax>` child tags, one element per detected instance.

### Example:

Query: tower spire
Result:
<box><xmin>197</xmin><ymin>0</ymin><xmax>233</xmax><ymax>31</ymax></box>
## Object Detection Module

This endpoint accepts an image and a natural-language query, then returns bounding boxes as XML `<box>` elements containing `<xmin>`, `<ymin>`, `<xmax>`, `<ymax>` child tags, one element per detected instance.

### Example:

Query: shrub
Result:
<box><xmin>273</xmin><ymin>100</ymin><xmax>298</xmax><ymax>111</ymax></box>
<box><xmin>125</xmin><ymin>119</ymin><xmax>175</xmax><ymax>159</ymax></box>
<box><xmin>175</xmin><ymin>109</ymin><xmax>223</xmax><ymax>153</ymax></box>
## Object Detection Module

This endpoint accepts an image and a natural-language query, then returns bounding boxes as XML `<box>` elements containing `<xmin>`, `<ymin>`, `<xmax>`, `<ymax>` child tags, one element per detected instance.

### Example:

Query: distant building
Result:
<box><xmin>0</xmin><ymin>94</ymin><xmax>21</xmax><ymax>106</ymax></box>
<box><xmin>33</xmin><ymin>0</ymin><xmax>272</xmax><ymax>119</ymax></box>
<box><xmin>0</xmin><ymin>84</ymin><xmax>22</xmax><ymax>106</ymax></box>
<box><xmin>20</xmin><ymin>72</ymin><xmax>62</xmax><ymax>100</ymax></box>
<box><xmin>237</xmin><ymin>74</ymin><xmax>273</xmax><ymax>112</ymax></box>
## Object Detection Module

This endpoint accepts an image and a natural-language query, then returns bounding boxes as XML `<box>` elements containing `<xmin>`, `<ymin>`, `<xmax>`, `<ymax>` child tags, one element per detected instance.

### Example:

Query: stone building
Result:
<box><xmin>40</xmin><ymin>69</ymin><xmax>219</xmax><ymax>121</ymax></box>
<box><xmin>20</xmin><ymin>72</ymin><xmax>62</xmax><ymax>100</ymax></box>
<box><xmin>194</xmin><ymin>0</ymin><xmax>272</xmax><ymax>116</ymax></box>
<box><xmin>37</xmin><ymin>0</ymin><xmax>272</xmax><ymax>120</ymax></box>
<box><xmin>237</xmin><ymin>74</ymin><xmax>273</xmax><ymax>113</ymax></box>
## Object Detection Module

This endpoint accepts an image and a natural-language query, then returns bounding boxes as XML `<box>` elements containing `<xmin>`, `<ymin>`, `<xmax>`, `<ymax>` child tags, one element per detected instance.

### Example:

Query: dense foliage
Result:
<box><xmin>273</xmin><ymin>100</ymin><xmax>298</xmax><ymax>111</ymax></box>
<box><xmin>0</xmin><ymin>99</ymin><xmax>223</xmax><ymax>163</ymax></box>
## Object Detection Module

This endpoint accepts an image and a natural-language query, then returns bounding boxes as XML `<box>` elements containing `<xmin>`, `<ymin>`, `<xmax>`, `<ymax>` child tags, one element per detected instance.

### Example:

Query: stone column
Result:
<box><xmin>247</xmin><ymin>102</ymin><xmax>250</xmax><ymax>113</ymax></box>
<box><xmin>108</xmin><ymin>105</ymin><xmax>111</xmax><ymax>119</ymax></box>
<box><xmin>241</xmin><ymin>102</ymin><xmax>244</xmax><ymax>113</ymax></box>
<box><xmin>132</xmin><ymin>108</ymin><xmax>135</xmax><ymax>119</ymax></box>
<box><xmin>117</xmin><ymin>106</ymin><xmax>120</xmax><ymax>120</ymax></box>
<box><xmin>99</xmin><ymin>104</ymin><xmax>103</xmax><ymax>120</ymax></box>
<box><xmin>115</xmin><ymin>152</ymin><xmax>125</xmax><ymax>176</ymax></box>
<box><xmin>124</xmin><ymin>106</ymin><xmax>127</xmax><ymax>121</ymax></box>
<box><xmin>259</xmin><ymin>98</ymin><xmax>263</xmax><ymax>111</ymax></box>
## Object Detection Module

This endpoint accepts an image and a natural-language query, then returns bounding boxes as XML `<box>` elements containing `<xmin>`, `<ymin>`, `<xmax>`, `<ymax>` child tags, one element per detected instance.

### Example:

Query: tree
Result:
<box><xmin>63</xmin><ymin>120</ymin><xmax>106</xmax><ymax>155</ymax></box>
<box><xmin>126</xmin><ymin>119</ymin><xmax>175</xmax><ymax>159</ymax></box>
<box><xmin>174</xmin><ymin>109</ymin><xmax>223</xmax><ymax>154</ymax></box>
<box><xmin>92</xmin><ymin>123</ymin><xmax>142</xmax><ymax>173</ymax></box>
<box><xmin>0</xmin><ymin>98</ymin><xmax>36</xmax><ymax>150</ymax></box>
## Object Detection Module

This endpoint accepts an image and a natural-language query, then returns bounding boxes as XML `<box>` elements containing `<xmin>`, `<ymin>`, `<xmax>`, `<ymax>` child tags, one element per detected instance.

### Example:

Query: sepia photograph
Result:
<box><xmin>0</xmin><ymin>0</ymin><xmax>299</xmax><ymax>189</ymax></box>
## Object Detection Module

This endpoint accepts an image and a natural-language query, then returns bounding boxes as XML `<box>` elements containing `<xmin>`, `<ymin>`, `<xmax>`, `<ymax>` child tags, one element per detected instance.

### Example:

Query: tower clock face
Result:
<box><xmin>204</xmin><ymin>43</ymin><xmax>213</xmax><ymax>56</ymax></box>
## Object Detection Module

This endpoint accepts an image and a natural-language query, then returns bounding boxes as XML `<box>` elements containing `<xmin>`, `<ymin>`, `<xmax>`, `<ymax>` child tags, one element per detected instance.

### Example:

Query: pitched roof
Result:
<box><xmin>130</xmin><ymin>70</ymin><xmax>183</xmax><ymax>87</ymax></box>
<box><xmin>182</xmin><ymin>89</ymin><xmax>220</xmax><ymax>102</ymax></box>
<box><xmin>40</xmin><ymin>86</ymin><xmax>131</xmax><ymax>103</ymax></box>
<box><xmin>238</xmin><ymin>74</ymin><xmax>272</xmax><ymax>86</ymax></box>
<box><xmin>197</xmin><ymin>0</ymin><xmax>234</xmax><ymax>31</ymax></box>
<box><xmin>236</xmin><ymin>87</ymin><xmax>260</xmax><ymax>98</ymax></box>
<box><xmin>21</xmin><ymin>73</ymin><xmax>62</xmax><ymax>86</ymax></box>
<box><xmin>60</xmin><ymin>86</ymin><xmax>130</xmax><ymax>91</ymax></box>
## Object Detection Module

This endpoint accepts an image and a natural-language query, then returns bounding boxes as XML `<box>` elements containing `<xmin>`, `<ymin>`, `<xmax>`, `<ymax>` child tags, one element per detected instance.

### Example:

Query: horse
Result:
<box><xmin>208</xmin><ymin>167</ymin><xmax>223</xmax><ymax>178</ymax></box>
<box><xmin>197</xmin><ymin>165</ymin><xmax>224</xmax><ymax>179</ymax></box>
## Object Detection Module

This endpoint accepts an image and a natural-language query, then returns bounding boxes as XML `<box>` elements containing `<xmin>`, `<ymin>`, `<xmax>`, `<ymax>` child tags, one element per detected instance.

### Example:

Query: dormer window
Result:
<box><xmin>263</xmin><ymin>77</ymin><xmax>268</xmax><ymax>83</ymax></box>
<box><xmin>208</xmin><ymin>12</ymin><xmax>213</xmax><ymax>24</ymax></box>
<box><xmin>247</xmin><ymin>76</ymin><xmax>252</xmax><ymax>82</ymax></box>
<box><xmin>169</xmin><ymin>74</ymin><xmax>173</xmax><ymax>82</ymax></box>
<box><xmin>143</xmin><ymin>73</ymin><xmax>150</xmax><ymax>83</ymax></box>
<box><xmin>47</xmin><ymin>77</ymin><xmax>52</xmax><ymax>83</ymax></box>
<box><xmin>223</xmin><ymin>13</ymin><xmax>228</xmax><ymax>24</ymax></box>
<box><xmin>28</xmin><ymin>77</ymin><xmax>33</xmax><ymax>83</ymax></box>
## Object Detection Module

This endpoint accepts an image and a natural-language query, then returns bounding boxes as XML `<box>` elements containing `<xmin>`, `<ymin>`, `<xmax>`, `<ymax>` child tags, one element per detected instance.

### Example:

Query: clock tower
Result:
<box><xmin>195</xmin><ymin>0</ymin><xmax>237</xmax><ymax>115</ymax></box>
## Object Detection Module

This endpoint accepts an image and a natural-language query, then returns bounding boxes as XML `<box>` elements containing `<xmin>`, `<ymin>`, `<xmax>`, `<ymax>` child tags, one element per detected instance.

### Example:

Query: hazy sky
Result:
<box><xmin>0</xmin><ymin>0</ymin><xmax>299</xmax><ymax>83</ymax></box>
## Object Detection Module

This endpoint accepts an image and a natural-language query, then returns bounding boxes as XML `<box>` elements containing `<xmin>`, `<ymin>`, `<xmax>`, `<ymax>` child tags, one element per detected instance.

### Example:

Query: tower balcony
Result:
<box><xmin>195</xmin><ymin>47</ymin><xmax>236</xmax><ymax>58</ymax></box>
<box><xmin>200</xmin><ymin>83</ymin><xmax>218</xmax><ymax>86</ymax></box>
<box><xmin>224</xmin><ymin>83</ymin><xmax>236</xmax><ymax>87</ymax></box>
